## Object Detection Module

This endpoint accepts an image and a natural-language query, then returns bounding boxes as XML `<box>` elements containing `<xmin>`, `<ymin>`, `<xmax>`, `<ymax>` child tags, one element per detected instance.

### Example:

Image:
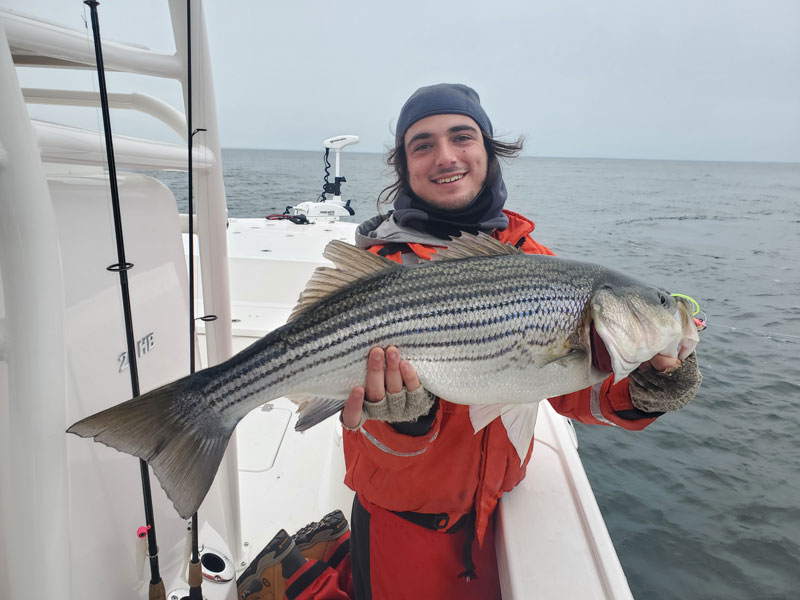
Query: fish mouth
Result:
<box><xmin>590</xmin><ymin>322</ymin><xmax>613</xmax><ymax>374</ymax></box>
<box><xmin>592</xmin><ymin>289</ymin><xmax>699</xmax><ymax>380</ymax></box>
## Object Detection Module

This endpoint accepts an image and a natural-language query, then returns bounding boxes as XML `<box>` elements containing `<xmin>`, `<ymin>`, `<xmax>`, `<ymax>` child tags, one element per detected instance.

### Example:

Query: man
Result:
<box><xmin>340</xmin><ymin>83</ymin><xmax>702</xmax><ymax>600</ymax></box>
<box><xmin>239</xmin><ymin>83</ymin><xmax>702</xmax><ymax>600</ymax></box>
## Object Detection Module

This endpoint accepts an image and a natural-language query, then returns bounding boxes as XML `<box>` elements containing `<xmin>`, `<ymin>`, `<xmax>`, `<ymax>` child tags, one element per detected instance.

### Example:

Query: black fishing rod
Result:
<box><xmin>83</xmin><ymin>2</ymin><xmax>166</xmax><ymax>599</ymax></box>
<box><xmin>186</xmin><ymin>1</ymin><xmax>204</xmax><ymax>598</ymax></box>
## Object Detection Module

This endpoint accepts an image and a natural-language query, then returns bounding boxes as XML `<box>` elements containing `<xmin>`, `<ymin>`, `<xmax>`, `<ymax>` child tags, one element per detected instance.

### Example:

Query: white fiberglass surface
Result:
<box><xmin>227</xmin><ymin>218</ymin><xmax>355</xmax><ymax>263</ymax></box>
<box><xmin>497</xmin><ymin>402</ymin><xmax>633</xmax><ymax>599</ymax></box>
<box><xmin>235</xmin><ymin>397</ymin><xmax>354</xmax><ymax>569</ymax></box>
<box><xmin>52</xmin><ymin>174</ymin><xmax>191</xmax><ymax>399</ymax></box>
<box><xmin>51</xmin><ymin>172</ymin><xmax>235</xmax><ymax>598</ymax></box>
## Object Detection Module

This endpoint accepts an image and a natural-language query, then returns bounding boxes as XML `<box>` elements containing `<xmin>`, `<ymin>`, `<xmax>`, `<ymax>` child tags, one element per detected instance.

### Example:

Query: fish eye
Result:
<box><xmin>659</xmin><ymin>293</ymin><xmax>668</xmax><ymax>306</ymax></box>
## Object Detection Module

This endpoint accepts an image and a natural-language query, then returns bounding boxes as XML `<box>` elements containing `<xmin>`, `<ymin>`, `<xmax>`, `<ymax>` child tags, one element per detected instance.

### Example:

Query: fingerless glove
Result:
<box><xmin>341</xmin><ymin>387</ymin><xmax>436</xmax><ymax>431</ymax></box>
<box><xmin>628</xmin><ymin>352</ymin><xmax>702</xmax><ymax>413</ymax></box>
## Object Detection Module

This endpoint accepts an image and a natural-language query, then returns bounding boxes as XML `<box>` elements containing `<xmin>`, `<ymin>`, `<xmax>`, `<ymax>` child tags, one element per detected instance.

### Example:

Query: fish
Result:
<box><xmin>67</xmin><ymin>233</ymin><xmax>700</xmax><ymax>519</ymax></box>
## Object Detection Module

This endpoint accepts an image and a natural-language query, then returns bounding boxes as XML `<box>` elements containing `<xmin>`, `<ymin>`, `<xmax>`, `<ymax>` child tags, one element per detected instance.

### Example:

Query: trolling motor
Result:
<box><xmin>321</xmin><ymin>134</ymin><xmax>359</xmax><ymax>200</ymax></box>
<box><xmin>290</xmin><ymin>134</ymin><xmax>359</xmax><ymax>222</ymax></box>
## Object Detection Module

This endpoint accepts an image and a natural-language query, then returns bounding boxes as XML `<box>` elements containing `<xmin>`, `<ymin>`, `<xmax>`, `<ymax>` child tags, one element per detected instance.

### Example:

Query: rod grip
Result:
<box><xmin>189</xmin><ymin>558</ymin><xmax>203</xmax><ymax>587</ymax></box>
<box><xmin>149</xmin><ymin>580</ymin><xmax>166</xmax><ymax>600</ymax></box>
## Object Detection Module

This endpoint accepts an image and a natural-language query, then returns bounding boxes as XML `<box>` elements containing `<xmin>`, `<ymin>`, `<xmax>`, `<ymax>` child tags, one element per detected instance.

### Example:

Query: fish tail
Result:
<box><xmin>67</xmin><ymin>376</ymin><xmax>233</xmax><ymax>519</ymax></box>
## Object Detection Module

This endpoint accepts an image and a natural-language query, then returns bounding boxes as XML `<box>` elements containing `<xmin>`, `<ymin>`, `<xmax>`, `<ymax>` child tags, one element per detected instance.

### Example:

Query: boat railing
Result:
<box><xmin>1</xmin><ymin>3</ymin><xmax>242</xmax><ymax>598</ymax></box>
<box><xmin>2</xmin><ymin>7</ymin><xmax>180</xmax><ymax>77</ymax></box>
<box><xmin>2</xmin><ymin>1</ymin><xmax>233</xmax><ymax>368</ymax></box>
<box><xmin>23</xmin><ymin>88</ymin><xmax>193</xmax><ymax>142</ymax></box>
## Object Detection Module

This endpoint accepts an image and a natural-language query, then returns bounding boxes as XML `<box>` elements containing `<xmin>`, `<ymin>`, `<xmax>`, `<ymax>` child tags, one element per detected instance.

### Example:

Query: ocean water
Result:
<box><xmin>164</xmin><ymin>149</ymin><xmax>800</xmax><ymax>599</ymax></box>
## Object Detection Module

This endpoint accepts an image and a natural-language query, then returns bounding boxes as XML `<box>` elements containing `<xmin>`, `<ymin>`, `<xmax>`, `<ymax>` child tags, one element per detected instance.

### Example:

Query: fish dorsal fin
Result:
<box><xmin>323</xmin><ymin>239</ymin><xmax>397</xmax><ymax>276</ymax></box>
<box><xmin>431</xmin><ymin>231</ymin><xmax>523</xmax><ymax>262</ymax></box>
<box><xmin>288</xmin><ymin>240</ymin><xmax>398</xmax><ymax>322</ymax></box>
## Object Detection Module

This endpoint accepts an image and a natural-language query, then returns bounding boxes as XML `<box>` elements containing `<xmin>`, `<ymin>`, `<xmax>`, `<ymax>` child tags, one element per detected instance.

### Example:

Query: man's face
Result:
<box><xmin>403</xmin><ymin>114</ymin><xmax>488</xmax><ymax>210</ymax></box>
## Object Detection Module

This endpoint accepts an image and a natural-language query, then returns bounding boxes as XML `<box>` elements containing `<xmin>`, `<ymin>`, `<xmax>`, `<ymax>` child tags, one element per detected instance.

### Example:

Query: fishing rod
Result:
<box><xmin>83</xmin><ymin>3</ymin><xmax>165</xmax><ymax>599</ymax></box>
<box><xmin>702</xmin><ymin>322</ymin><xmax>800</xmax><ymax>342</ymax></box>
<box><xmin>670</xmin><ymin>295</ymin><xmax>798</xmax><ymax>343</ymax></box>
<box><xmin>186</xmin><ymin>0</ymin><xmax>204</xmax><ymax>597</ymax></box>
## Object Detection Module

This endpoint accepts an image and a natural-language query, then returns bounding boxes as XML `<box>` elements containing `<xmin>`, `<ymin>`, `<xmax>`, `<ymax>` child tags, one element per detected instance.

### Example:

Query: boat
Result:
<box><xmin>0</xmin><ymin>2</ymin><xmax>634</xmax><ymax>598</ymax></box>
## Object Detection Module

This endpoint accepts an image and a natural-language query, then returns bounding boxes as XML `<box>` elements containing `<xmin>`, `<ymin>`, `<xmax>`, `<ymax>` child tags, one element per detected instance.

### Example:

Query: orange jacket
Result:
<box><xmin>342</xmin><ymin>210</ymin><xmax>659</xmax><ymax>543</ymax></box>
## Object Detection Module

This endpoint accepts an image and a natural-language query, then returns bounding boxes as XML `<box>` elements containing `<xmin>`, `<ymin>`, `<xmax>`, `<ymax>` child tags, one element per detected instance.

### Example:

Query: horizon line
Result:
<box><xmin>218</xmin><ymin>147</ymin><xmax>800</xmax><ymax>166</ymax></box>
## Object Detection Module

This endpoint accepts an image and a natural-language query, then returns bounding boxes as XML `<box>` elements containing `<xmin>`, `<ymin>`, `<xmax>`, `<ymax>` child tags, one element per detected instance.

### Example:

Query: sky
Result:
<box><xmin>5</xmin><ymin>0</ymin><xmax>800</xmax><ymax>162</ymax></box>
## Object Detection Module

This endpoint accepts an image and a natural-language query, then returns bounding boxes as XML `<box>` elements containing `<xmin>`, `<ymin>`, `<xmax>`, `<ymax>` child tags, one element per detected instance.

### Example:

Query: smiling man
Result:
<box><xmin>342</xmin><ymin>83</ymin><xmax>700</xmax><ymax>600</ymax></box>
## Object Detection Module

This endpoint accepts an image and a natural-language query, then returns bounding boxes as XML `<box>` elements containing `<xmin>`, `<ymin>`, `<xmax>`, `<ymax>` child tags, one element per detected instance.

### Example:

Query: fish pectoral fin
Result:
<box><xmin>499</xmin><ymin>403</ymin><xmax>540</xmax><ymax>466</ymax></box>
<box><xmin>288</xmin><ymin>241</ymin><xmax>398</xmax><ymax>322</ymax></box>
<box><xmin>468</xmin><ymin>404</ymin><xmax>503</xmax><ymax>433</ymax></box>
<box><xmin>287</xmin><ymin>394</ymin><xmax>347</xmax><ymax>432</ymax></box>
<box><xmin>540</xmin><ymin>347</ymin><xmax>587</xmax><ymax>367</ymax></box>
<box><xmin>430</xmin><ymin>231</ymin><xmax>523</xmax><ymax>262</ymax></box>
<box><xmin>469</xmin><ymin>403</ymin><xmax>540</xmax><ymax>465</ymax></box>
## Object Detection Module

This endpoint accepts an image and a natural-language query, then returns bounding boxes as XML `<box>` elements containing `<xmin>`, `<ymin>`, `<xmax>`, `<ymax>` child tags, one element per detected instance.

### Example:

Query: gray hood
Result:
<box><xmin>355</xmin><ymin>172</ymin><xmax>510</xmax><ymax>249</ymax></box>
<box><xmin>355</xmin><ymin>213</ymin><xmax>450</xmax><ymax>249</ymax></box>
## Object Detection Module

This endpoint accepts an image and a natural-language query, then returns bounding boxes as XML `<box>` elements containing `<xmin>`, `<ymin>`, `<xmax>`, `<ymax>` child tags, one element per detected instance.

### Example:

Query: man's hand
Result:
<box><xmin>341</xmin><ymin>346</ymin><xmax>427</xmax><ymax>429</ymax></box>
<box><xmin>629</xmin><ymin>352</ymin><xmax>702</xmax><ymax>413</ymax></box>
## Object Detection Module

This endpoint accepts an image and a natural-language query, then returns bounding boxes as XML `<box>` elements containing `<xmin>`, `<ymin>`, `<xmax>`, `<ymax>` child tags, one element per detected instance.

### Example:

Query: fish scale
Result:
<box><xmin>67</xmin><ymin>235</ymin><xmax>698</xmax><ymax>519</ymax></box>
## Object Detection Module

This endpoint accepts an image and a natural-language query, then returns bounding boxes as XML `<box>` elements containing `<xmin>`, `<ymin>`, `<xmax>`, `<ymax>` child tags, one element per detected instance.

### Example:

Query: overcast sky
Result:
<box><xmin>6</xmin><ymin>0</ymin><xmax>800</xmax><ymax>162</ymax></box>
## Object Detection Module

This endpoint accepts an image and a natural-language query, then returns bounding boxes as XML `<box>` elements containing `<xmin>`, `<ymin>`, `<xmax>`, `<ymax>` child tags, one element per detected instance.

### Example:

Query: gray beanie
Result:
<box><xmin>396</xmin><ymin>83</ymin><xmax>493</xmax><ymax>144</ymax></box>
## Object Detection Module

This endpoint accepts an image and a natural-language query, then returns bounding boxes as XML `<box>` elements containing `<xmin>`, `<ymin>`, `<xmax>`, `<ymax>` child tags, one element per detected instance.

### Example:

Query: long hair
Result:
<box><xmin>377</xmin><ymin>131</ymin><xmax>525</xmax><ymax>207</ymax></box>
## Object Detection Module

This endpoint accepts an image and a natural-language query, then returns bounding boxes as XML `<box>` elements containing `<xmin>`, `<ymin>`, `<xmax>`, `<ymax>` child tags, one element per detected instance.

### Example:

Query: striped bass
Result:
<box><xmin>68</xmin><ymin>233</ymin><xmax>700</xmax><ymax>519</ymax></box>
